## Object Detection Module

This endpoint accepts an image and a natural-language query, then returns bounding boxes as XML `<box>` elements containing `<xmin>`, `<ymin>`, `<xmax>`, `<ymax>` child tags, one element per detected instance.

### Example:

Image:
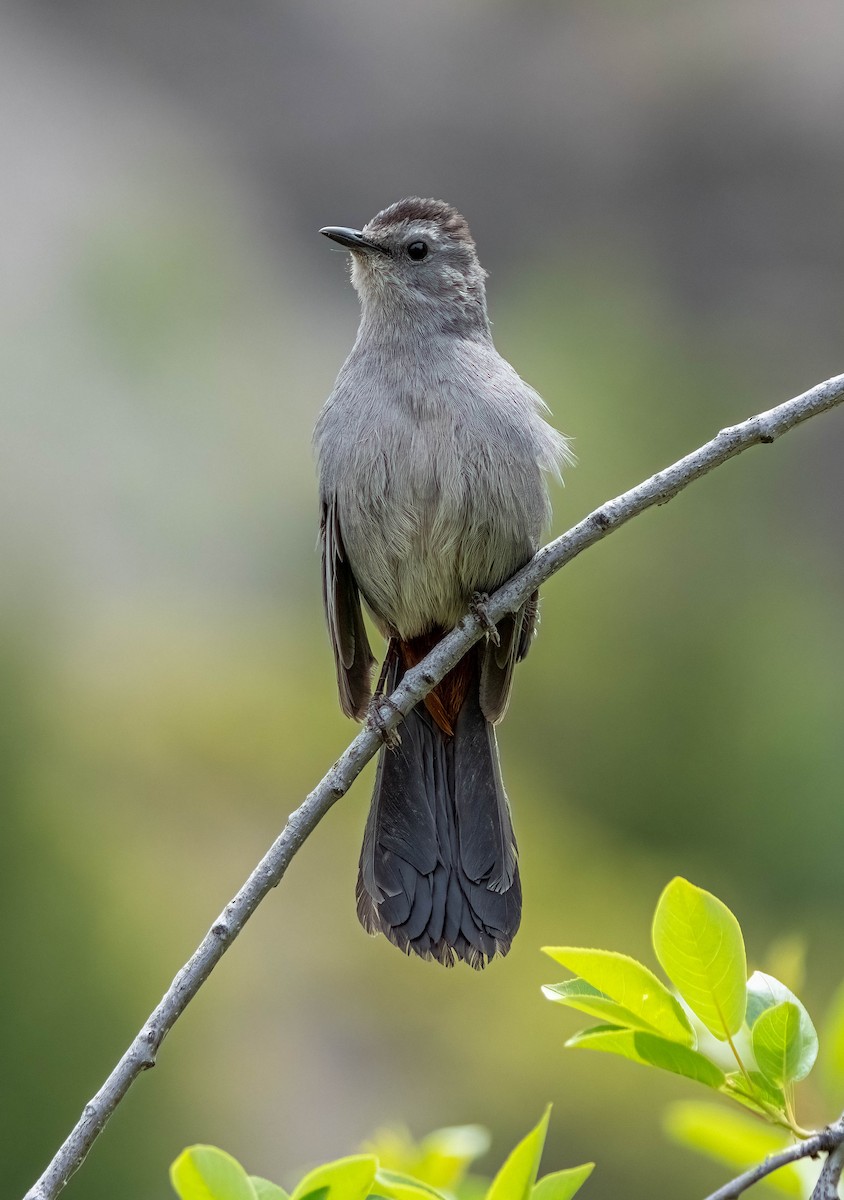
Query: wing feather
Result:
<box><xmin>320</xmin><ymin>499</ymin><xmax>375</xmax><ymax>719</ymax></box>
<box><xmin>478</xmin><ymin>591</ymin><xmax>539</xmax><ymax>724</ymax></box>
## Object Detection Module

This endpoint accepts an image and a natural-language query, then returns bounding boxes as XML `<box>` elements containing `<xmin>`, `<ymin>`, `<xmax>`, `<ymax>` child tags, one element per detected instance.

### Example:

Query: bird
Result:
<box><xmin>314</xmin><ymin>197</ymin><xmax>570</xmax><ymax>968</ymax></box>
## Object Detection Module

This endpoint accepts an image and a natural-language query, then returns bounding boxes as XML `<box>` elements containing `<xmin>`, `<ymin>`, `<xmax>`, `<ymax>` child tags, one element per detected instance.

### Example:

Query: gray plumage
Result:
<box><xmin>314</xmin><ymin>198</ymin><xmax>571</xmax><ymax>968</ymax></box>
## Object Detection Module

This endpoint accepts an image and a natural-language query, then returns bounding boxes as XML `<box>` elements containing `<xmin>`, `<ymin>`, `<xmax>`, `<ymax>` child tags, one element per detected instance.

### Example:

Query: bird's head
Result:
<box><xmin>320</xmin><ymin>197</ymin><xmax>489</xmax><ymax>336</ymax></box>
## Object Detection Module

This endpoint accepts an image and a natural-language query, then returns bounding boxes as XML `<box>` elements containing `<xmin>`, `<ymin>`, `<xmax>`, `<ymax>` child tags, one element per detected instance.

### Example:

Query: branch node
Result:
<box><xmin>756</xmin><ymin>414</ymin><xmax>779</xmax><ymax>444</ymax></box>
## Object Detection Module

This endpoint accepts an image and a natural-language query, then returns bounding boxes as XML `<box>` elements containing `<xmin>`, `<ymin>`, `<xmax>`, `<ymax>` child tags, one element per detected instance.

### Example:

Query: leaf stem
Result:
<box><xmin>724</xmin><ymin>1030</ymin><xmax>753</xmax><ymax>1089</ymax></box>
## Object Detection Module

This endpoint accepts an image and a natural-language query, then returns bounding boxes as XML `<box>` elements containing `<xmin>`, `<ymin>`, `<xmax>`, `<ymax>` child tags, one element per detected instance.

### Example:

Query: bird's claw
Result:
<box><xmin>470</xmin><ymin>592</ymin><xmax>501</xmax><ymax>646</ymax></box>
<box><xmin>367</xmin><ymin>695</ymin><xmax>402</xmax><ymax>749</ymax></box>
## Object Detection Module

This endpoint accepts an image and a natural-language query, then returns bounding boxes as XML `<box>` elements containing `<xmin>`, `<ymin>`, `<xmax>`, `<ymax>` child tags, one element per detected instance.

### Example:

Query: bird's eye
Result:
<box><xmin>407</xmin><ymin>240</ymin><xmax>428</xmax><ymax>261</ymax></box>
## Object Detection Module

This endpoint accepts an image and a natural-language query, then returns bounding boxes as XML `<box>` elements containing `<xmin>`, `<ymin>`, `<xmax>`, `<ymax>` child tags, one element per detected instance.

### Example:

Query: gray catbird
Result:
<box><xmin>314</xmin><ymin>198</ymin><xmax>570</xmax><ymax>968</ymax></box>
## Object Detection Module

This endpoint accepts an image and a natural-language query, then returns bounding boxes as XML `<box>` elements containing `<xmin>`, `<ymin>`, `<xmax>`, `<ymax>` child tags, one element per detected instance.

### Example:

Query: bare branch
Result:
<box><xmin>703</xmin><ymin>1115</ymin><xmax>844</xmax><ymax>1200</ymax></box>
<box><xmin>23</xmin><ymin>372</ymin><xmax>844</xmax><ymax>1200</ymax></box>
<box><xmin>811</xmin><ymin>1138</ymin><xmax>844</xmax><ymax>1200</ymax></box>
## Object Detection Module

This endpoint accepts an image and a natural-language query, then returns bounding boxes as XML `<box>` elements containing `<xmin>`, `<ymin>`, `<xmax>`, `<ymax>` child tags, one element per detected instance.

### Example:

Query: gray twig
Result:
<box><xmin>23</xmin><ymin>372</ymin><xmax>844</xmax><ymax>1200</ymax></box>
<box><xmin>811</xmin><ymin>1138</ymin><xmax>844</xmax><ymax>1200</ymax></box>
<box><xmin>703</xmin><ymin>1115</ymin><xmax>844</xmax><ymax>1200</ymax></box>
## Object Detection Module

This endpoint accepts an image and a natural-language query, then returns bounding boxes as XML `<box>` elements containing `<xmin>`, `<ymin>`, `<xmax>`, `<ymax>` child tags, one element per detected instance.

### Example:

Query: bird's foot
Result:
<box><xmin>367</xmin><ymin>695</ymin><xmax>402</xmax><ymax>749</ymax></box>
<box><xmin>372</xmin><ymin>638</ymin><xmax>398</xmax><ymax>699</ymax></box>
<box><xmin>470</xmin><ymin>592</ymin><xmax>501</xmax><ymax>647</ymax></box>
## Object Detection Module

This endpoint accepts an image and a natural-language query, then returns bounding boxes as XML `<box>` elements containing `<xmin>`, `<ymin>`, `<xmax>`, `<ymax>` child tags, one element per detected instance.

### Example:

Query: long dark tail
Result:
<box><xmin>356</xmin><ymin>650</ymin><xmax>521</xmax><ymax>969</ymax></box>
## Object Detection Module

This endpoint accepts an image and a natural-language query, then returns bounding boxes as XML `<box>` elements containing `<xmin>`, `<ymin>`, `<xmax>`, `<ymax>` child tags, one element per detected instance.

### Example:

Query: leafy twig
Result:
<box><xmin>23</xmin><ymin>372</ymin><xmax>844</xmax><ymax>1200</ymax></box>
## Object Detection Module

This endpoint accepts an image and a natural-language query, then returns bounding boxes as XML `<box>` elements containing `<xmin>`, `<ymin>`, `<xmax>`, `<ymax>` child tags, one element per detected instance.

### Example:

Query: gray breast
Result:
<box><xmin>315</xmin><ymin>338</ymin><xmax>561</xmax><ymax>638</ymax></box>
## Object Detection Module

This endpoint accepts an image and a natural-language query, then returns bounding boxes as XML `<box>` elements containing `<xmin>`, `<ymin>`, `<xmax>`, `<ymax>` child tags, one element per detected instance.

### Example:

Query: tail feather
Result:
<box><xmin>453</xmin><ymin>687</ymin><xmax>517</xmax><ymax>892</ymax></box>
<box><xmin>356</xmin><ymin>651</ymin><xmax>521</xmax><ymax>969</ymax></box>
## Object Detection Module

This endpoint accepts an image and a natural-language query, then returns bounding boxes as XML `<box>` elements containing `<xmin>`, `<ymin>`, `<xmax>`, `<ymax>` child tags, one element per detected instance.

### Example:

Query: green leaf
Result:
<box><xmin>416</xmin><ymin>1126</ymin><xmax>491</xmax><ymax>1191</ymax></box>
<box><xmin>373</xmin><ymin>1168</ymin><xmax>450</xmax><ymax>1200</ymax></box>
<box><xmin>486</xmin><ymin>1108</ymin><xmax>550</xmax><ymax>1200</ymax></box>
<box><xmin>362</xmin><ymin>1125</ymin><xmax>490</xmax><ymax>1193</ymax></box>
<box><xmin>752</xmin><ymin>1002</ymin><xmax>815</xmax><ymax>1088</ymax></box>
<box><xmin>652</xmin><ymin>877</ymin><xmax>747</xmax><ymax>1039</ymax></box>
<box><xmin>746</xmin><ymin>971</ymin><xmax>813</xmax><ymax>1031</ymax></box>
<box><xmin>531</xmin><ymin>1163</ymin><xmax>594</xmax><ymax>1200</ymax></box>
<box><xmin>421</xmin><ymin>1126</ymin><xmax>490</xmax><ymax>1163</ymax></box>
<box><xmin>676</xmin><ymin>1000</ymin><xmax>754</xmax><ymax>1073</ymax></box>
<box><xmin>565</xmin><ymin>1025</ymin><xmax>725</xmax><ymax>1088</ymax></box>
<box><xmin>722</xmin><ymin>1072</ymin><xmax>788</xmax><ymax>1122</ymax></box>
<box><xmin>822</xmin><ymin>979</ymin><xmax>844</xmax><ymax>1095</ymax></box>
<box><xmin>542</xmin><ymin>947</ymin><xmax>693</xmax><ymax>1045</ymax></box>
<box><xmin>664</xmin><ymin>1103</ymin><xmax>803</xmax><ymax>1196</ymax></box>
<box><xmin>290</xmin><ymin>1156</ymin><xmax>378</xmax><ymax>1200</ymax></box>
<box><xmin>171</xmin><ymin>1146</ymin><xmax>258</xmax><ymax>1200</ymax></box>
<box><xmin>746</xmin><ymin>972</ymin><xmax>818</xmax><ymax>1083</ymax></box>
<box><xmin>250</xmin><ymin>1180</ymin><xmax>290</xmax><ymax>1200</ymax></box>
<box><xmin>542</xmin><ymin>979</ymin><xmax>663</xmax><ymax>1037</ymax></box>
<box><xmin>454</xmin><ymin>1175</ymin><xmax>490</xmax><ymax>1200</ymax></box>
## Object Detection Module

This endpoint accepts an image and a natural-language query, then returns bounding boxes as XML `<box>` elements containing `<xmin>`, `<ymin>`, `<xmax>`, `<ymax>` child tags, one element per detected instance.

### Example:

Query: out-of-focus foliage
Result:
<box><xmin>822</xmin><ymin>983</ymin><xmax>844</xmax><ymax>1100</ymax></box>
<box><xmin>545</xmin><ymin>878</ymin><xmax>844</xmax><ymax>1197</ymax></box>
<box><xmin>663</xmin><ymin>1105</ymin><xmax>808</xmax><ymax>1198</ymax></box>
<box><xmin>3</xmin><ymin>3</ymin><xmax>844</xmax><ymax>1200</ymax></box>
<box><xmin>362</xmin><ymin>1124</ymin><xmax>491</xmax><ymax>1195</ymax></box>
<box><xmin>169</xmin><ymin>1113</ymin><xmax>593</xmax><ymax>1200</ymax></box>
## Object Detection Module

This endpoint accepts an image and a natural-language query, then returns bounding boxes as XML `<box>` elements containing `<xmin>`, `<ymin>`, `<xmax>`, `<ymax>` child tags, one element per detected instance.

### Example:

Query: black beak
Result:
<box><xmin>319</xmin><ymin>226</ymin><xmax>387</xmax><ymax>254</ymax></box>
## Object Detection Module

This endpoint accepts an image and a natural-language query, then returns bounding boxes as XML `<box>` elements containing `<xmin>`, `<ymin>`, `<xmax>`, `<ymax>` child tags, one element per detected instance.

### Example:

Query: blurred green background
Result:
<box><xmin>1</xmin><ymin>2</ymin><xmax>843</xmax><ymax>1198</ymax></box>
